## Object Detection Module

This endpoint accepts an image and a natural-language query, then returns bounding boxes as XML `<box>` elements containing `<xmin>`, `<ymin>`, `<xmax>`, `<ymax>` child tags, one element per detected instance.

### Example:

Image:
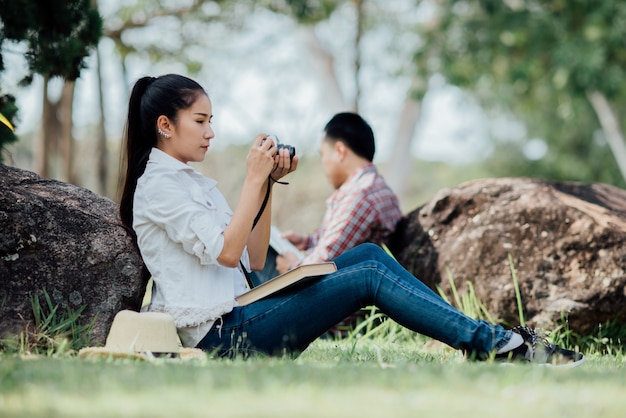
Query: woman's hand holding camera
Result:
<box><xmin>271</xmin><ymin>143</ymin><xmax>298</xmax><ymax>182</ymax></box>
<box><xmin>247</xmin><ymin>134</ymin><xmax>298</xmax><ymax>184</ymax></box>
<box><xmin>246</xmin><ymin>134</ymin><xmax>278</xmax><ymax>183</ymax></box>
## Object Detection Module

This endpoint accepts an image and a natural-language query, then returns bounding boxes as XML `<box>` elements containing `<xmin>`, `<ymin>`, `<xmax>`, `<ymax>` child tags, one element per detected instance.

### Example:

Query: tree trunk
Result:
<box><xmin>95</xmin><ymin>41</ymin><xmax>108</xmax><ymax>196</ymax></box>
<box><xmin>37</xmin><ymin>76</ymin><xmax>60</xmax><ymax>178</ymax></box>
<box><xmin>586</xmin><ymin>90</ymin><xmax>626</xmax><ymax>183</ymax></box>
<box><xmin>296</xmin><ymin>26</ymin><xmax>349</xmax><ymax>113</ymax></box>
<box><xmin>385</xmin><ymin>81</ymin><xmax>424</xmax><ymax>200</ymax></box>
<box><xmin>352</xmin><ymin>0</ymin><xmax>365</xmax><ymax>112</ymax></box>
<box><xmin>59</xmin><ymin>81</ymin><xmax>75</xmax><ymax>184</ymax></box>
<box><xmin>36</xmin><ymin>77</ymin><xmax>75</xmax><ymax>183</ymax></box>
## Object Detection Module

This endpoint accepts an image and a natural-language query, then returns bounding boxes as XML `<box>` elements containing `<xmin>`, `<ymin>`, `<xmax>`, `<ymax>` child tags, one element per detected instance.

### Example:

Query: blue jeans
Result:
<box><xmin>197</xmin><ymin>243</ymin><xmax>513</xmax><ymax>357</ymax></box>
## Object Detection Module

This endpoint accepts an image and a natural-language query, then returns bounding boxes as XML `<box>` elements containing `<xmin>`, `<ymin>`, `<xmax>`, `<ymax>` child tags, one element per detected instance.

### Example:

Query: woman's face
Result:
<box><xmin>166</xmin><ymin>94</ymin><xmax>214</xmax><ymax>164</ymax></box>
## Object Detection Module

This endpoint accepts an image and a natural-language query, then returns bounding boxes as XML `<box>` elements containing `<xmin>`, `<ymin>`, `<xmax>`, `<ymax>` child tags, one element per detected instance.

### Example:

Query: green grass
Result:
<box><xmin>1</xmin><ymin>309</ymin><xmax>625</xmax><ymax>418</ymax></box>
<box><xmin>1</xmin><ymin>314</ymin><xmax>625</xmax><ymax>418</ymax></box>
<box><xmin>1</xmin><ymin>340</ymin><xmax>625</xmax><ymax>418</ymax></box>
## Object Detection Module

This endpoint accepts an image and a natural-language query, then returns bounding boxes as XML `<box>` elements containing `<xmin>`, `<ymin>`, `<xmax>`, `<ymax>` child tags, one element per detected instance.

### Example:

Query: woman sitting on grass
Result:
<box><xmin>119</xmin><ymin>73</ymin><xmax>584</xmax><ymax>367</ymax></box>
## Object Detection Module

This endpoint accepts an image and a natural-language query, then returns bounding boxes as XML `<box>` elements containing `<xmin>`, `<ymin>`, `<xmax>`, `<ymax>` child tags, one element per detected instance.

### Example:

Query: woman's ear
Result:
<box><xmin>156</xmin><ymin>115</ymin><xmax>172</xmax><ymax>138</ymax></box>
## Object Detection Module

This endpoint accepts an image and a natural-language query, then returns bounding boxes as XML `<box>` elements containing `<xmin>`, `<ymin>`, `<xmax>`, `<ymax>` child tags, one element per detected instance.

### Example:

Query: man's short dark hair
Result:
<box><xmin>323</xmin><ymin>112</ymin><xmax>375</xmax><ymax>162</ymax></box>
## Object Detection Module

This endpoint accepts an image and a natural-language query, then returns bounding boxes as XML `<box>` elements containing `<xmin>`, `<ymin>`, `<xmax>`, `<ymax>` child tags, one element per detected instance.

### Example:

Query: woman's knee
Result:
<box><xmin>356</xmin><ymin>243</ymin><xmax>387</xmax><ymax>260</ymax></box>
<box><xmin>334</xmin><ymin>243</ymin><xmax>388</xmax><ymax>267</ymax></box>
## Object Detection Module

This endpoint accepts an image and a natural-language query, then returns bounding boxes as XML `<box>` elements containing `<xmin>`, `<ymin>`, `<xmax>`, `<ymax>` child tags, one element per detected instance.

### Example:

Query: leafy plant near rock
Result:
<box><xmin>437</xmin><ymin>269</ymin><xmax>498</xmax><ymax>325</ymax></box>
<box><xmin>0</xmin><ymin>290</ymin><xmax>93</xmax><ymax>356</ymax></box>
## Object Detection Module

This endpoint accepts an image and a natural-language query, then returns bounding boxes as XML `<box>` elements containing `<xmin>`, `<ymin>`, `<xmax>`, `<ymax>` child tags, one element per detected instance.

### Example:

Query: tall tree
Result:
<box><xmin>91</xmin><ymin>0</ymin><xmax>108</xmax><ymax>195</ymax></box>
<box><xmin>0</xmin><ymin>0</ymin><xmax>102</xmax><ymax>180</ymax></box>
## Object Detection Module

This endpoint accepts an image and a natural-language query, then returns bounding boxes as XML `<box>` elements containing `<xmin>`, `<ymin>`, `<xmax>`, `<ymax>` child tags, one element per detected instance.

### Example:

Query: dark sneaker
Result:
<box><xmin>495</xmin><ymin>326</ymin><xmax>585</xmax><ymax>367</ymax></box>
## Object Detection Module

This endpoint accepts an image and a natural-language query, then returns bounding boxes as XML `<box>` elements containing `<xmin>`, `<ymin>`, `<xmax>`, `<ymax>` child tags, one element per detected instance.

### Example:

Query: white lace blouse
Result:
<box><xmin>133</xmin><ymin>148</ymin><xmax>249</xmax><ymax>347</ymax></box>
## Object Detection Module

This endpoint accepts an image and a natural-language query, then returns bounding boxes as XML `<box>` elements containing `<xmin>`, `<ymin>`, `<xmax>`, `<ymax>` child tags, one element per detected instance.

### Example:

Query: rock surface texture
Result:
<box><xmin>0</xmin><ymin>164</ymin><xmax>147</xmax><ymax>345</ymax></box>
<box><xmin>388</xmin><ymin>177</ymin><xmax>626</xmax><ymax>334</ymax></box>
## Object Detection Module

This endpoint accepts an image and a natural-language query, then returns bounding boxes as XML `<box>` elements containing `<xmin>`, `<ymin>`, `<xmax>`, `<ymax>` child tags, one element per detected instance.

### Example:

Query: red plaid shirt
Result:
<box><xmin>299</xmin><ymin>163</ymin><xmax>402</xmax><ymax>264</ymax></box>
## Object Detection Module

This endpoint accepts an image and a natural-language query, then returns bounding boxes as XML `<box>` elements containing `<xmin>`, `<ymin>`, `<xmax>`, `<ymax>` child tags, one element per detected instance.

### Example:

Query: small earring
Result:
<box><xmin>158</xmin><ymin>128</ymin><xmax>171</xmax><ymax>139</ymax></box>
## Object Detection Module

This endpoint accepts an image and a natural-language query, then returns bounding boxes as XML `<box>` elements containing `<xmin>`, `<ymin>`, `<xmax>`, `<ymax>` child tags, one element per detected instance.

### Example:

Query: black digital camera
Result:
<box><xmin>267</xmin><ymin>134</ymin><xmax>296</xmax><ymax>161</ymax></box>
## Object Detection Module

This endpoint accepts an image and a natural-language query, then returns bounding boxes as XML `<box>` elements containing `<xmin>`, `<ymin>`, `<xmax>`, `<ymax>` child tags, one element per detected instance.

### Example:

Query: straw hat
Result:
<box><xmin>79</xmin><ymin>310</ymin><xmax>205</xmax><ymax>361</ymax></box>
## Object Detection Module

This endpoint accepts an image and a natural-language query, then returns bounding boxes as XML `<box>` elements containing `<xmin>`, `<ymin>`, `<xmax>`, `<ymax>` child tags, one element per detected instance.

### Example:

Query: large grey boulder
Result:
<box><xmin>0</xmin><ymin>164</ymin><xmax>148</xmax><ymax>346</ymax></box>
<box><xmin>388</xmin><ymin>177</ymin><xmax>626</xmax><ymax>334</ymax></box>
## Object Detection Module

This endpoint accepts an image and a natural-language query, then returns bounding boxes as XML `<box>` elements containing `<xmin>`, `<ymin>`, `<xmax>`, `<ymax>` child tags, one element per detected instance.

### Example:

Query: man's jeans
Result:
<box><xmin>198</xmin><ymin>243</ymin><xmax>512</xmax><ymax>357</ymax></box>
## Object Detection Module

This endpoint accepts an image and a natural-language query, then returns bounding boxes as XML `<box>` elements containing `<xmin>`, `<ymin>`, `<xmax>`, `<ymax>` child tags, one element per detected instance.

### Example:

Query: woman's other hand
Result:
<box><xmin>270</xmin><ymin>140</ymin><xmax>298</xmax><ymax>182</ymax></box>
<box><xmin>246</xmin><ymin>134</ymin><xmax>278</xmax><ymax>183</ymax></box>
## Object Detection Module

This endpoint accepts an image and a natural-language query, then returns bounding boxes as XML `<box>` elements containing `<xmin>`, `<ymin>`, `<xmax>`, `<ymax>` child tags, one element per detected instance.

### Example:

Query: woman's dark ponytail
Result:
<box><xmin>119</xmin><ymin>74</ymin><xmax>206</xmax><ymax>236</ymax></box>
<box><xmin>119</xmin><ymin>76</ymin><xmax>157</xmax><ymax>233</ymax></box>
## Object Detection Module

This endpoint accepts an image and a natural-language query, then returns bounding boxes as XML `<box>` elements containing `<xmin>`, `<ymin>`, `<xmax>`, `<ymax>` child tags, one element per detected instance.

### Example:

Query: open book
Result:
<box><xmin>247</xmin><ymin>226</ymin><xmax>305</xmax><ymax>287</ymax></box>
<box><xmin>269</xmin><ymin>225</ymin><xmax>304</xmax><ymax>262</ymax></box>
<box><xmin>236</xmin><ymin>262</ymin><xmax>337</xmax><ymax>306</ymax></box>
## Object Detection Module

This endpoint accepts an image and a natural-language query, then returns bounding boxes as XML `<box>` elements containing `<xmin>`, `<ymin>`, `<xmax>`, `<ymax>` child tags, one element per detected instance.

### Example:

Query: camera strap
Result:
<box><xmin>240</xmin><ymin>175</ymin><xmax>288</xmax><ymax>289</ymax></box>
<box><xmin>240</xmin><ymin>261</ymin><xmax>255</xmax><ymax>289</ymax></box>
<box><xmin>252</xmin><ymin>178</ymin><xmax>272</xmax><ymax>228</ymax></box>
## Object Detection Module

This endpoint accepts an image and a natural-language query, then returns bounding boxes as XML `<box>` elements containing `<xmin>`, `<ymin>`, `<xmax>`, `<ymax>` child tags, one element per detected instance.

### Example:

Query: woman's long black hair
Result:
<box><xmin>119</xmin><ymin>74</ymin><xmax>206</xmax><ymax>238</ymax></box>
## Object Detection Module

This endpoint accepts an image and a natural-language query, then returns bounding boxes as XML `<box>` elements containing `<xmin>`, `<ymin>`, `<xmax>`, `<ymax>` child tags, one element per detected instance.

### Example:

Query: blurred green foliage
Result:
<box><xmin>415</xmin><ymin>0</ymin><xmax>626</xmax><ymax>187</ymax></box>
<box><xmin>0</xmin><ymin>0</ymin><xmax>102</xmax><ymax>83</ymax></box>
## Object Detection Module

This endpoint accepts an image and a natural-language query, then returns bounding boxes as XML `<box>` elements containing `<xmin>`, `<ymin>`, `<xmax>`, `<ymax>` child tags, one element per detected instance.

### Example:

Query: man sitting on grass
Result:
<box><xmin>275</xmin><ymin>112</ymin><xmax>403</xmax><ymax>337</ymax></box>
